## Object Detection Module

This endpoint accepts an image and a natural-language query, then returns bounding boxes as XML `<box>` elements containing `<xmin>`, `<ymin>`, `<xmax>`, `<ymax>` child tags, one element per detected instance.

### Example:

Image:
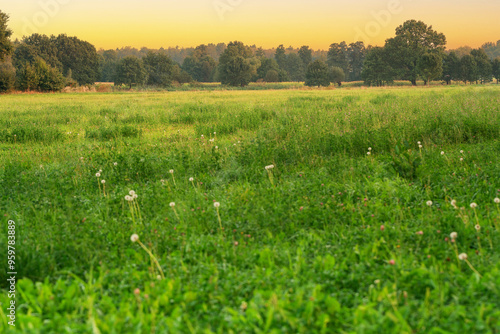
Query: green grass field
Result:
<box><xmin>1</xmin><ymin>85</ymin><xmax>500</xmax><ymax>333</ymax></box>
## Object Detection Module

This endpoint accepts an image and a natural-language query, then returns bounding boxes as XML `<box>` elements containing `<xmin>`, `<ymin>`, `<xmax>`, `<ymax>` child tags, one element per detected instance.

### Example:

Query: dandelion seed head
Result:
<box><xmin>96</xmin><ymin>173</ymin><xmax>101</xmax><ymax>177</ymax></box>
<box><xmin>129</xmin><ymin>190</ymin><xmax>135</xmax><ymax>196</ymax></box>
<box><xmin>169</xmin><ymin>169</ymin><xmax>174</xmax><ymax>174</ymax></box>
<box><xmin>214</xmin><ymin>202</ymin><xmax>220</xmax><ymax>208</ymax></box>
<box><xmin>101</xmin><ymin>180</ymin><xmax>106</xmax><ymax>184</ymax></box>
<box><xmin>169</xmin><ymin>202</ymin><xmax>175</xmax><ymax>207</ymax></box>
<box><xmin>470</xmin><ymin>202</ymin><xmax>477</xmax><ymax>209</ymax></box>
<box><xmin>189</xmin><ymin>177</ymin><xmax>194</xmax><ymax>182</ymax></box>
<box><xmin>494</xmin><ymin>198</ymin><xmax>500</xmax><ymax>204</ymax></box>
<box><xmin>475</xmin><ymin>225</ymin><xmax>481</xmax><ymax>231</ymax></box>
<box><xmin>441</xmin><ymin>151</ymin><xmax>445</xmax><ymax>155</ymax></box>
<box><xmin>130</xmin><ymin>234</ymin><xmax>139</xmax><ymax>242</ymax></box>
<box><xmin>426</xmin><ymin>201</ymin><xmax>433</xmax><ymax>207</ymax></box>
<box><xmin>450</xmin><ymin>232</ymin><xmax>458</xmax><ymax>239</ymax></box>
<box><xmin>458</xmin><ymin>253</ymin><xmax>468</xmax><ymax>260</ymax></box>
<box><xmin>113</xmin><ymin>162</ymin><xmax>118</xmax><ymax>166</ymax></box>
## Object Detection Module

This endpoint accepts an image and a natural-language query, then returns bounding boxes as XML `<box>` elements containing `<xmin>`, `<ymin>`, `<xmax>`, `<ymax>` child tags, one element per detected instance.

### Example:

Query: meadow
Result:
<box><xmin>0</xmin><ymin>85</ymin><xmax>500</xmax><ymax>333</ymax></box>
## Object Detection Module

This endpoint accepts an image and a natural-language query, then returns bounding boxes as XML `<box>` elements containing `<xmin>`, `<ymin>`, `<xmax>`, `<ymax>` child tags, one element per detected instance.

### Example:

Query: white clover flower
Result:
<box><xmin>113</xmin><ymin>162</ymin><xmax>118</xmax><ymax>166</ymax></box>
<box><xmin>475</xmin><ymin>225</ymin><xmax>481</xmax><ymax>231</ymax></box>
<box><xmin>101</xmin><ymin>180</ymin><xmax>106</xmax><ymax>184</ymax></box>
<box><xmin>426</xmin><ymin>201</ymin><xmax>433</xmax><ymax>207</ymax></box>
<box><xmin>458</xmin><ymin>253</ymin><xmax>468</xmax><ymax>261</ymax></box>
<box><xmin>494</xmin><ymin>198</ymin><xmax>500</xmax><ymax>204</ymax></box>
<box><xmin>169</xmin><ymin>202</ymin><xmax>175</xmax><ymax>207</ymax></box>
<box><xmin>169</xmin><ymin>169</ymin><xmax>174</xmax><ymax>174</ymax></box>
<box><xmin>450</xmin><ymin>232</ymin><xmax>458</xmax><ymax>239</ymax></box>
<box><xmin>189</xmin><ymin>177</ymin><xmax>194</xmax><ymax>182</ymax></box>
<box><xmin>129</xmin><ymin>190</ymin><xmax>135</xmax><ymax>196</ymax></box>
<box><xmin>130</xmin><ymin>234</ymin><xmax>139</xmax><ymax>242</ymax></box>
<box><xmin>441</xmin><ymin>151</ymin><xmax>445</xmax><ymax>155</ymax></box>
<box><xmin>470</xmin><ymin>202</ymin><xmax>477</xmax><ymax>209</ymax></box>
<box><xmin>214</xmin><ymin>202</ymin><xmax>220</xmax><ymax>208</ymax></box>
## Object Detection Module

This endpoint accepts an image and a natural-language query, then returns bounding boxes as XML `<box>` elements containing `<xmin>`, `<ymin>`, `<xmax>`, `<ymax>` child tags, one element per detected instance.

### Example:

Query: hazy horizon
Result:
<box><xmin>2</xmin><ymin>0</ymin><xmax>500</xmax><ymax>51</ymax></box>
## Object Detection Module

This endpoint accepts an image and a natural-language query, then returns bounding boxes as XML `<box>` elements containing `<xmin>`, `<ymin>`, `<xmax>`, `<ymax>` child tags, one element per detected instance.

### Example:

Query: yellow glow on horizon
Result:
<box><xmin>2</xmin><ymin>0</ymin><xmax>499</xmax><ymax>50</ymax></box>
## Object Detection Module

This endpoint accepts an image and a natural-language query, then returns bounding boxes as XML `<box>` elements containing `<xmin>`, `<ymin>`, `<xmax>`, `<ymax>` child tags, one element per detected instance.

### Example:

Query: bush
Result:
<box><xmin>16</xmin><ymin>58</ymin><xmax>64</xmax><ymax>92</ymax></box>
<box><xmin>264</xmin><ymin>69</ymin><xmax>279</xmax><ymax>83</ymax></box>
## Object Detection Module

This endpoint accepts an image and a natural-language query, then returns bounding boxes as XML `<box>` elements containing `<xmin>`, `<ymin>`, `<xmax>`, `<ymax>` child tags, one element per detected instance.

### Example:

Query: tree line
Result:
<box><xmin>1</xmin><ymin>9</ymin><xmax>500</xmax><ymax>92</ymax></box>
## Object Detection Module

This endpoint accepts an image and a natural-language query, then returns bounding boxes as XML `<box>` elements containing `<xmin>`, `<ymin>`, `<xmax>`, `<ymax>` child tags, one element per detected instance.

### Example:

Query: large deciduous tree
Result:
<box><xmin>53</xmin><ymin>34</ymin><xmax>99</xmax><ymax>85</ymax></box>
<box><xmin>217</xmin><ymin>41</ymin><xmax>259</xmax><ymax>87</ymax></box>
<box><xmin>385</xmin><ymin>20</ymin><xmax>446</xmax><ymax>85</ymax></box>
<box><xmin>0</xmin><ymin>10</ymin><xmax>13</xmax><ymax>61</ymax></box>
<box><xmin>327</xmin><ymin>42</ymin><xmax>349</xmax><ymax>78</ymax></box>
<box><xmin>442</xmin><ymin>52</ymin><xmax>460</xmax><ymax>84</ymax></box>
<box><xmin>417</xmin><ymin>52</ymin><xmax>443</xmax><ymax>85</ymax></box>
<box><xmin>492</xmin><ymin>58</ymin><xmax>500</xmax><ymax>84</ymax></box>
<box><xmin>361</xmin><ymin>47</ymin><xmax>395</xmax><ymax>87</ymax></box>
<box><xmin>143</xmin><ymin>51</ymin><xmax>176</xmax><ymax>87</ymax></box>
<box><xmin>182</xmin><ymin>45</ymin><xmax>217</xmax><ymax>82</ymax></box>
<box><xmin>115</xmin><ymin>56</ymin><xmax>148</xmax><ymax>88</ymax></box>
<box><xmin>305</xmin><ymin>60</ymin><xmax>330</xmax><ymax>87</ymax></box>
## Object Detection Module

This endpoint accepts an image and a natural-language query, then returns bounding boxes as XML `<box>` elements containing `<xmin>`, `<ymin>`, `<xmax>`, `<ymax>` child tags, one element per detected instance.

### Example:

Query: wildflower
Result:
<box><xmin>130</xmin><ymin>234</ymin><xmax>139</xmax><ymax>242</ymax></box>
<box><xmin>470</xmin><ymin>203</ymin><xmax>477</xmax><ymax>209</ymax></box>
<box><xmin>475</xmin><ymin>225</ymin><xmax>481</xmax><ymax>231</ymax></box>
<box><xmin>125</xmin><ymin>195</ymin><xmax>133</xmax><ymax>202</ymax></box>
<box><xmin>458</xmin><ymin>253</ymin><xmax>468</xmax><ymax>260</ymax></box>
<box><xmin>380</xmin><ymin>225</ymin><xmax>385</xmax><ymax>231</ymax></box>
<box><xmin>265</xmin><ymin>165</ymin><xmax>275</xmax><ymax>170</ymax></box>
<box><xmin>374</xmin><ymin>279</ymin><xmax>380</xmax><ymax>284</ymax></box>
<box><xmin>214</xmin><ymin>202</ymin><xmax>220</xmax><ymax>208</ymax></box>
<box><xmin>96</xmin><ymin>173</ymin><xmax>101</xmax><ymax>177</ymax></box>
<box><xmin>368</xmin><ymin>147</ymin><xmax>372</xmax><ymax>151</ymax></box>
<box><xmin>134</xmin><ymin>288</ymin><xmax>140</xmax><ymax>295</ymax></box>
<box><xmin>495</xmin><ymin>198</ymin><xmax>500</xmax><ymax>204</ymax></box>
<box><xmin>389</xmin><ymin>259</ymin><xmax>396</xmax><ymax>265</ymax></box>
<box><xmin>133</xmin><ymin>194</ymin><xmax>138</xmax><ymax>199</ymax></box>
<box><xmin>426</xmin><ymin>201</ymin><xmax>433</xmax><ymax>207</ymax></box>
<box><xmin>416</xmin><ymin>231</ymin><xmax>424</xmax><ymax>235</ymax></box>
<box><xmin>169</xmin><ymin>202</ymin><xmax>175</xmax><ymax>207</ymax></box>
<box><xmin>451</xmin><ymin>199</ymin><xmax>457</xmax><ymax>208</ymax></box>
<box><xmin>215</xmin><ymin>146</ymin><xmax>218</xmax><ymax>149</ymax></box>
<box><xmin>169</xmin><ymin>169</ymin><xmax>174</xmax><ymax>174</ymax></box>
<box><xmin>240</xmin><ymin>301</ymin><xmax>248</xmax><ymax>311</ymax></box>
<box><xmin>441</xmin><ymin>151</ymin><xmax>445</xmax><ymax>155</ymax></box>
<box><xmin>189</xmin><ymin>177</ymin><xmax>194</xmax><ymax>182</ymax></box>
<box><xmin>114</xmin><ymin>162</ymin><xmax>118</xmax><ymax>166</ymax></box>
<box><xmin>367</xmin><ymin>152</ymin><xmax>371</xmax><ymax>155</ymax></box>
<box><xmin>234</xmin><ymin>241</ymin><xmax>239</xmax><ymax>246</ymax></box>
<box><xmin>418</xmin><ymin>145</ymin><xmax>422</xmax><ymax>148</ymax></box>
<box><xmin>214</xmin><ymin>132</ymin><xmax>216</xmax><ymax>135</ymax></box>
<box><xmin>129</xmin><ymin>190</ymin><xmax>135</xmax><ymax>196</ymax></box>
<box><xmin>450</xmin><ymin>232</ymin><xmax>458</xmax><ymax>240</ymax></box>
<box><xmin>460</xmin><ymin>150</ymin><xmax>464</xmax><ymax>154</ymax></box>
<box><xmin>417</xmin><ymin>141</ymin><xmax>421</xmax><ymax>145</ymax></box>
<box><xmin>101</xmin><ymin>180</ymin><xmax>106</xmax><ymax>184</ymax></box>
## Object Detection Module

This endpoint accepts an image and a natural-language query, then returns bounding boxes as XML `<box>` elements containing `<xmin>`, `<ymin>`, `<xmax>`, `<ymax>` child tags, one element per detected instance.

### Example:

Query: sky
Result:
<box><xmin>2</xmin><ymin>0</ymin><xmax>499</xmax><ymax>50</ymax></box>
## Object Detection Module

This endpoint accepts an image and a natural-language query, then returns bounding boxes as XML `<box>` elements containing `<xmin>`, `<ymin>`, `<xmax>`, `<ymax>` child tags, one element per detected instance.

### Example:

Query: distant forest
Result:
<box><xmin>1</xmin><ymin>9</ymin><xmax>500</xmax><ymax>92</ymax></box>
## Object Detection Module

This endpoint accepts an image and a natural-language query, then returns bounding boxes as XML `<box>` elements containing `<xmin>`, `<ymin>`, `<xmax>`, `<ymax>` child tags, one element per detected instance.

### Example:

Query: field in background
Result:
<box><xmin>1</xmin><ymin>85</ymin><xmax>500</xmax><ymax>333</ymax></box>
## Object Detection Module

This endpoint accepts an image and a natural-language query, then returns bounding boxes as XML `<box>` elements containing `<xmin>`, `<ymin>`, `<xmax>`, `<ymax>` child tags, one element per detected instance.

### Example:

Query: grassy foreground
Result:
<box><xmin>1</xmin><ymin>85</ymin><xmax>500</xmax><ymax>333</ymax></box>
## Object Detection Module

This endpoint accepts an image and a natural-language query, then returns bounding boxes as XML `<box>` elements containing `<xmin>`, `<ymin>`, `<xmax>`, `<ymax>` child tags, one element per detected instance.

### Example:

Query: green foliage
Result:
<box><xmin>264</xmin><ymin>69</ymin><xmax>280</xmax><ymax>82</ymax></box>
<box><xmin>327</xmin><ymin>42</ymin><xmax>349</xmax><ymax>76</ymax></box>
<box><xmin>0</xmin><ymin>10</ymin><xmax>13</xmax><ymax>61</ymax></box>
<box><xmin>385</xmin><ymin>20</ymin><xmax>446</xmax><ymax>85</ymax></box>
<box><xmin>182</xmin><ymin>45</ymin><xmax>217</xmax><ymax>82</ymax></box>
<box><xmin>471</xmin><ymin>48</ymin><xmax>493</xmax><ymax>84</ymax></box>
<box><xmin>143</xmin><ymin>51</ymin><xmax>176</xmax><ymax>87</ymax></box>
<box><xmin>217</xmin><ymin>41</ymin><xmax>259</xmax><ymax>87</ymax></box>
<box><xmin>329</xmin><ymin>66</ymin><xmax>345</xmax><ymax>86</ymax></box>
<box><xmin>493</xmin><ymin>58</ymin><xmax>500</xmax><ymax>83</ymax></box>
<box><xmin>305</xmin><ymin>60</ymin><xmax>330</xmax><ymax>87</ymax></box>
<box><xmin>442</xmin><ymin>52</ymin><xmax>460</xmax><ymax>84</ymax></box>
<box><xmin>417</xmin><ymin>52</ymin><xmax>443</xmax><ymax>85</ymax></box>
<box><xmin>85</xmin><ymin>125</ymin><xmax>142</xmax><ymax>140</ymax></box>
<box><xmin>362</xmin><ymin>47</ymin><xmax>395</xmax><ymax>86</ymax></box>
<box><xmin>53</xmin><ymin>34</ymin><xmax>99</xmax><ymax>85</ymax></box>
<box><xmin>115</xmin><ymin>56</ymin><xmax>148</xmax><ymax>88</ymax></box>
<box><xmin>459</xmin><ymin>55</ymin><xmax>478</xmax><ymax>84</ymax></box>
<box><xmin>15</xmin><ymin>58</ymin><xmax>64</xmax><ymax>92</ymax></box>
<box><xmin>0</xmin><ymin>59</ymin><xmax>15</xmax><ymax>92</ymax></box>
<box><xmin>98</xmin><ymin>49</ymin><xmax>118</xmax><ymax>82</ymax></box>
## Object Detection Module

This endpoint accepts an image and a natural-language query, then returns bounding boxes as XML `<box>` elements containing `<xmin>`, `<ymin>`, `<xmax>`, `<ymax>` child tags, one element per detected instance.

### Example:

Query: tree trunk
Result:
<box><xmin>411</xmin><ymin>79</ymin><xmax>417</xmax><ymax>86</ymax></box>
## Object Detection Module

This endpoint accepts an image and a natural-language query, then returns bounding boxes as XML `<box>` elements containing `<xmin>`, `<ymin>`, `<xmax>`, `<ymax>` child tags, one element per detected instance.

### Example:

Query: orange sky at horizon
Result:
<box><xmin>2</xmin><ymin>0</ymin><xmax>499</xmax><ymax>51</ymax></box>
